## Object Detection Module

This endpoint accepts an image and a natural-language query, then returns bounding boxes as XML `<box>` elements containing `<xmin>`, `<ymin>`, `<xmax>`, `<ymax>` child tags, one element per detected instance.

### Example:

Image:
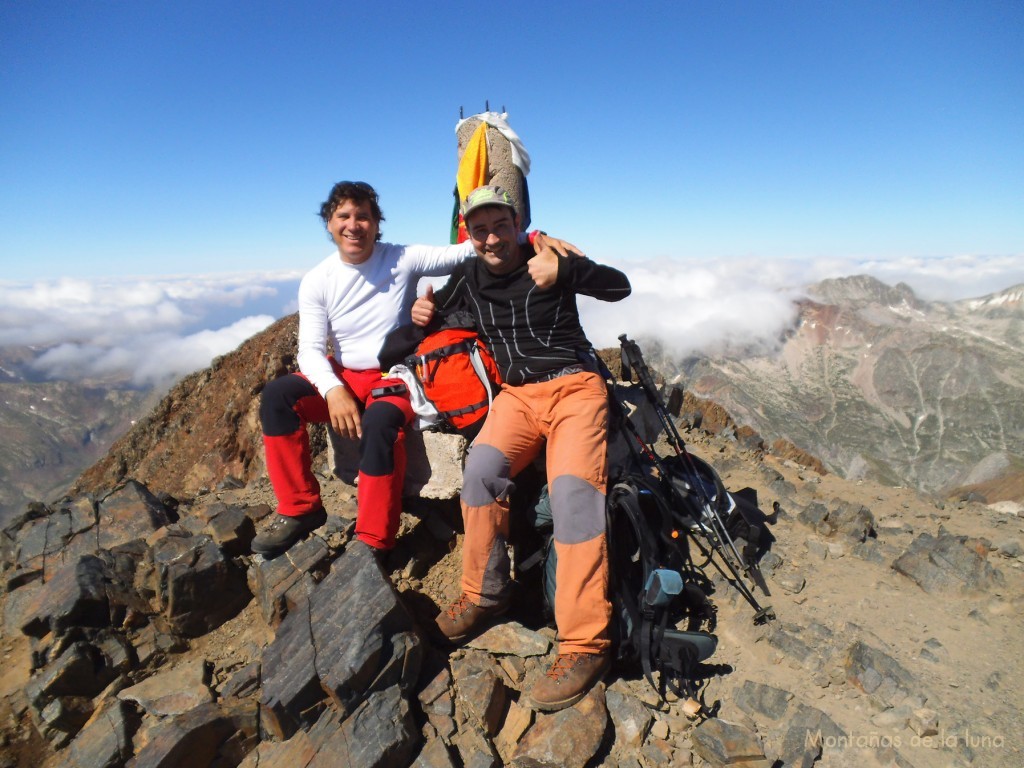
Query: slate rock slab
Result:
<box><xmin>412</xmin><ymin>737</ymin><xmax>459</xmax><ymax>768</ymax></box>
<box><xmin>27</xmin><ymin>641</ymin><xmax>114</xmax><ymax>707</ymax></box>
<box><xmin>202</xmin><ymin>503</ymin><xmax>256</xmax><ymax>556</ymax></box>
<box><xmin>118</xmin><ymin>658</ymin><xmax>212</xmax><ymax>717</ymax></box>
<box><xmin>149</xmin><ymin>533</ymin><xmax>250</xmax><ymax>637</ymax></box>
<box><xmin>20</xmin><ymin>554</ymin><xmax>110</xmax><ymax>639</ymax></box>
<box><xmin>59</xmin><ymin>698</ymin><xmax>141</xmax><ymax>768</ymax></box>
<box><xmin>690</xmin><ymin>717</ymin><xmax>769</xmax><ymax>766</ymax></box>
<box><xmin>452</xmin><ymin>725</ymin><xmax>502</xmax><ymax>768</ymax></box>
<box><xmin>733</xmin><ymin>680</ymin><xmax>795</xmax><ymax>721</ymax></box>
<box><xmin>36</xmin><ymin>695</ymin><xmax>94</xmax><ymax>748</ymax></box>
<box><xmin>243</xmin><ymin>685</ymin><xmax>418</xmax><ymax>768</ymax></box>
<box><xmin>511</xmin><ymin>685</ymin><xmax>608</xmax><ymax>768</ymax></box>
<box><xmin>220</xmin><ymin>661</ymin><xmax>261</xmax><ymax>700</ymax></box>
<box><xmin>892</xmin><ymin>530</ymin><xmax>1004</xmax><ymax>593</ymax></box>
<box><xmin>778</xmin><ymin>704</ymin><xmax>846</xmax><ymax>768</ymax></box>
<box><xmin>466</xmin><ymin>622</ymin><xmax>551</xmax><ymax>657</ymax></box>
<box><xmin>12</xmin><ymin>512</ymin><xmax>73</xmax><ymax>575</ymax></box>
<box><xmin>96</xmin><ymin>480</ymin><xmax>174</xmax><ymax>551</ymax></box>
<box><xmin>451</xmin><ymin>651</ymin><xmax>508</xmax><ymax>737</ymax></box>
<box><xmin>308</xmin><ymin>686</ymin><xmax>417</xmax><ymax>768</ymax></box>
<box><xmin>127</xmin><ymin>699</ymin><xmax>258</xmax><ymax>768</ymax></box>
<box><xmin>765</xmin><ymin>621</ymin><xmax>822</xmax><ymax>667</ymax></box>
<box><xmin>247</xmin><ymin>535</ymin><xmax>331</xmax><ymax>628</ymax></box>
<box><xmin>260</xmin><ymin>540</ymin><xmax>422</xmax><ymax>740</ymax></box>
<box><xmin>605</xmin><ymin>688</ymin><xmax>653</xmax><ymax>748</ymax></box>
<box><xmin>798</xmin><ymin>500</ymin><xmax>875</xmax><ymax>542</ymax></box>
<box><xmin>843</xmin><ymin>640</ymin><xmax>918</xmax><ymax>709</ymax></box>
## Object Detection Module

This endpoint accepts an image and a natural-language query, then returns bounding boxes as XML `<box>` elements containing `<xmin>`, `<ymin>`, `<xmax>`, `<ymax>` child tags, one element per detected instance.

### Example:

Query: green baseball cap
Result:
<box><xmin>460</xmin><ymin>184</ymin><xmax>517</xmax><ymax>219</ymax></box>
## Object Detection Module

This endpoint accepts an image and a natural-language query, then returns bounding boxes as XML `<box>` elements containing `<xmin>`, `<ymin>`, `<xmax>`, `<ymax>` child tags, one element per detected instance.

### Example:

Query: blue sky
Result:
<box><xmin>3</xmin><ymin>0</ymin><xmax>1021</xmax><ymax>280</ymax></box>
<box><xmin>1</xmin><ymin>1</ymin><xmax>1022</xmax><ymax>384</ymax></box>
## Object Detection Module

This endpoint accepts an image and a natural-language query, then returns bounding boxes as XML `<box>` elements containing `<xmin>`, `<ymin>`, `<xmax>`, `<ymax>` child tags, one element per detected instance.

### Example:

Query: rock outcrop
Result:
<box><xmin>2</xmin><ymin>416</ymin><xmax>1021</xmax><ymax>767</ymax></box>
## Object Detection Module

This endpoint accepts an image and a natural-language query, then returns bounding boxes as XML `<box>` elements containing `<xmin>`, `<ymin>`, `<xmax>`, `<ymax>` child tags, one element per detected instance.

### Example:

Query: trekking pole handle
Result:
<box><xmin>618</xmin><ymin>334</ymin><xmax>658</xmax><ymax>395</ymax></box>
<box><xmin>618</xmin><ymin>334</ymin><xmax>687</xmax><ymax>451</ymax></box>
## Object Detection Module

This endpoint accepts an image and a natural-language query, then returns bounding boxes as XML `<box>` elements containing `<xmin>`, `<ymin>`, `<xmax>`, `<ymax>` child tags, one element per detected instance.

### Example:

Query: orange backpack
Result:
<box><xmin>408</xmin><ymin>327</ymin><xmax>502</xmax><ymax>439</ymax></box>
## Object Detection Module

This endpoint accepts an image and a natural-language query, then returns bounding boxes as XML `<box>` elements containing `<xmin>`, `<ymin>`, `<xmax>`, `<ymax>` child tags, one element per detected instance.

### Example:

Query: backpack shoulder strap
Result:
<box><xmin>466</xmin><ymin>341</ymin><xmax>498</xmax><ymax>411</ymax></box>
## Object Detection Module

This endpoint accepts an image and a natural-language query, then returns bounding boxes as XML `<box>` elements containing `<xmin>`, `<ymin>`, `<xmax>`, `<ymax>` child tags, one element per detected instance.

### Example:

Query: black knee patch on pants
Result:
<box><xmin>360</xmin><ymin>401</ymin><xmax>405</xmax><ymax>476</ymax></box>
<box><xmin>260</xmin><ymin>374</ymin><xmax>319</xmax><ymax>436</ymax></box>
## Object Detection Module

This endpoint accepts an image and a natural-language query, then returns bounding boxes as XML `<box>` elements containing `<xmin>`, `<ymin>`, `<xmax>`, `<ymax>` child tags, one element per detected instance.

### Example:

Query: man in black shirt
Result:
<box><xmin>413</xmin><ymin>185</ymin><xmax>631</xmax><ymax>711</ymax></box>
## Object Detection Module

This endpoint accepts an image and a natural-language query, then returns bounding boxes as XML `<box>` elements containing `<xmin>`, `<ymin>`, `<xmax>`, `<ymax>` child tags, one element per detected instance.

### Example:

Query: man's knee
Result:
<box><xmin>359</xmin><ymin>401</ymin><xmax>406</xmax><ymax>475</ymax></box>
<box><xmin>462</xmin><ymin>444</ymin><xmax>515</xmax><ymax>507</ymax></box>
<box><xmin>550</xmin><ymin>474</ymin><xmax>606</xmax><ymax>545</ymax></box>
<box><xmin>361</xmin><ymin>401</ymin><xmax>405</xmax><ymax>443</ymax></box>
<box><xmin>261</xmin><ymin>375</ymin><xmax>314</xmax><ymax>436</ymax></box>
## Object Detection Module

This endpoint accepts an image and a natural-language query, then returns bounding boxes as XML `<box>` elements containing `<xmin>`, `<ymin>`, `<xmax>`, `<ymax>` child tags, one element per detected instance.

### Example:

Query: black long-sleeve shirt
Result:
<box><xmin>433</xmin><ymin>245</ymin><xmax>631</xmax><ymax>385</ymax></box>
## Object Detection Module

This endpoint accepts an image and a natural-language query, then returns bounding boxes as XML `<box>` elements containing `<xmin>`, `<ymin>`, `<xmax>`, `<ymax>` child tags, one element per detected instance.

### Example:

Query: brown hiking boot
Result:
<box><xmin>435</xmin><ymin>593</ymin><xmax>509</xmax><ymax>645</ymax></box>
<box><xmin>528</xmin><ymin>651</ymin><xmax>610</xmax><ymax>712</ymax></box>
<box><xmin>251</xmin><ymin>507</ymin><xmax>327</xmax><ymax>558</ymax></box>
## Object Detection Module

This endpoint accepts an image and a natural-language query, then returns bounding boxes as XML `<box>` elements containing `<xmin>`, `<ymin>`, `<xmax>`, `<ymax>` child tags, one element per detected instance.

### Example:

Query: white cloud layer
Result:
<box><xmin>0</xmin><ymin>271</ymin><xmax>301</xmax><ymax>387</ymax></box>
<box><xmin>580</xmin><ymin>257</ymin><xmax>804</xmax><ymax>359</ymax></box>
<box><xmin>1</xmin><ymin>253</ymin><xmax>1019</xmax><ymax>390</ymax></box>
<box><xmin>583</xmin><ymin>252</ymin><xmax>1023</xmax><ymax>359</ymax></box>
<box><xmin>843</xmin><ymin>254</ymin><xmax>1024</xmax><ymax>301</ymax></box>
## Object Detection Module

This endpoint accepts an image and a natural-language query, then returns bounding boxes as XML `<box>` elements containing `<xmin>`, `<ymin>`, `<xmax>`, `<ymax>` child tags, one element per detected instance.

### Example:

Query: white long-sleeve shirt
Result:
<box><xmin>296</xmin><ymin>240</ymin><xmax>475</xmax><ymax>397</ymax></box>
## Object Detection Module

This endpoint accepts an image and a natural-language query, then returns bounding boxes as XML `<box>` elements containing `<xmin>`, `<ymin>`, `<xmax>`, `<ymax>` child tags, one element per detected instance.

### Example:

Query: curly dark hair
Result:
<box><xmin>318</xmin><ymin>181</ymin><xmax>385</xmax><ymax>241</ymax></box>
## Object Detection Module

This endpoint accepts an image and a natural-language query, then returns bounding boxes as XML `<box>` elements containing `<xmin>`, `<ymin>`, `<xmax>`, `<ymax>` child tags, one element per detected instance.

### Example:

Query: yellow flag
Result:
<box><xmin>452</xmin><ymin>123</ymin><xmax>489</xmax><ymax>243</ymax></box>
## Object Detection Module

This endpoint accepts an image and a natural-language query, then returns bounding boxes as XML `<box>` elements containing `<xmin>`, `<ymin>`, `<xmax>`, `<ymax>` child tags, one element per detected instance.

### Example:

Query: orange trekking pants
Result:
<box><xmin>459</xmin><ymin>371</ymin><xmax>612</xmax><ymax>654</ymax></box>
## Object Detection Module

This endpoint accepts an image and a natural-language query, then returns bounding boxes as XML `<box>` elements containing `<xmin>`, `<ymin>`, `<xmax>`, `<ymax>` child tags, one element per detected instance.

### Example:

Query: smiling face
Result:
<box><xmin>327</xmin><ymin>198</ymin><xmax>380</xmax><ymax>264</ymax></box>
<box><xmin>466</xmin><ymin>205</ymin><xmax>523</xmax><ymax>275</ymax></box>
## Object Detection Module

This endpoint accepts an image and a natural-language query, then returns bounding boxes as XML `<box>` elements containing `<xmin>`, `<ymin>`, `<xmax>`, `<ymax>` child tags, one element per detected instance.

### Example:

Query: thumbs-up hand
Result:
<box><xmin>527</xmin><ymin>247</ymin><xmax>559</xmax><ymax>289</ymax></box>
<box><xmin>411</xmin><ymin>284</ymin><xmax>436</xmax><ymax>327</ymax></box>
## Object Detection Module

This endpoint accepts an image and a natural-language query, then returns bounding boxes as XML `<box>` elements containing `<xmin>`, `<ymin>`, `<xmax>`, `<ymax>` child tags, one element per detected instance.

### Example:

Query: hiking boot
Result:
<box><xmin>528</xmin><ymin>651</ymin><xmax>610</xmax><ymax>712</ymax></box>
<box><xmin>435</xmin><ymin>593</ymin><xmax>509</xmax><ymax>645</ymax></box>
<box><xmin>251</xmin><ymin>507</ymin><xmax>328</xmax><ymax>558</ymax></box>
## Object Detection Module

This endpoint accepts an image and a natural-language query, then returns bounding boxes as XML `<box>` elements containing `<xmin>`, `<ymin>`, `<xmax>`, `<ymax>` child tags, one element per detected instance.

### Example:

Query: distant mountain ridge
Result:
<box><xmin>960</xmin><ymin>284</ymin><xmax>1024</xmax><ymax>316</ymax></box>
<box><xmin>674</xmin><ymin>276</ymin><xmax>1024</xmax><ymax>501</ymax></box>
<box><xmin>0</xmin><ymin>346</ymin><xmax>151</xmax><ymax>522</ymax></box>
<box><xmin>68</xmin><ymin>314</ymin><xmax>302</xmax><ymax>502</ymax></box>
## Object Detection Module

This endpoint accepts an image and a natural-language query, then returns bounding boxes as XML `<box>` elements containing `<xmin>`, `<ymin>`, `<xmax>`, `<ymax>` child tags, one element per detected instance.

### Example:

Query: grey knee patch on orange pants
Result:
<box><xmin>462</xmin><ymin>444</ymin><xmax>514</xmax><ymax>507</ymax></box>
<box><xmin>550</xmin><ymin>475</ymin><xmax>606</xmax><ymax>544</ymax></box>
<box><xmin>461</xmin><ymin>444</ymin><xmax>516</xmax><ymax>605</ymax></box>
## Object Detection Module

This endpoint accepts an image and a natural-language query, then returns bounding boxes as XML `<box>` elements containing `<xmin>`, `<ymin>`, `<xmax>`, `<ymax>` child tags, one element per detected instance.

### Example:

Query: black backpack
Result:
<box><xmin>605</xmin><ymin>470</ymin><xmax>720</xmax><ymax>700</ymax></box>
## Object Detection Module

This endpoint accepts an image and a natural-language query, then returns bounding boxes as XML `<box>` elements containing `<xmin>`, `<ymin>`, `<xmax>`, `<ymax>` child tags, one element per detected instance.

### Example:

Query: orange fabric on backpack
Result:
<box><xmin>411</xmin><ymin>327</ymin><xmax>502</xmax><ymax>433</ymax></box>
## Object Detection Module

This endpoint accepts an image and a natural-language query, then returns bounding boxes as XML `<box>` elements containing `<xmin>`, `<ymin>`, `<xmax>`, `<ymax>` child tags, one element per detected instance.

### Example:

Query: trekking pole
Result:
<box><xmin>617</xmin><ymin>334</ymin><xmax>737</xmax><ymax>533</ymax></box>
<box><xmin>617</xmin><ymin>336</ymin><xmax>773</xmax><ymax>621</ymax></box>
<box><xmin>618</xmin><ymin>335</ymin><xmax>688</xmax><ymax>455</ymax></box>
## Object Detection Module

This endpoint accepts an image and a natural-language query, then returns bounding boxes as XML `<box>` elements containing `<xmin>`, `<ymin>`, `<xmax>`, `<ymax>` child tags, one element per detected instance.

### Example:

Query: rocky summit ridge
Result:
<box><xmin>0</xmin><ymin>314</ymin><xmax>1022</xmax><ymax>768</ymax></box>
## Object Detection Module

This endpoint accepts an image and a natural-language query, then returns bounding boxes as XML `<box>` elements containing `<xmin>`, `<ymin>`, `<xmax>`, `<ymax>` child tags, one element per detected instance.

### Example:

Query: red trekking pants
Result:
<box><xmin>260</xmin><ymin>360</ymin><xmax>413</xmax><ymax>549</ymax></box>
